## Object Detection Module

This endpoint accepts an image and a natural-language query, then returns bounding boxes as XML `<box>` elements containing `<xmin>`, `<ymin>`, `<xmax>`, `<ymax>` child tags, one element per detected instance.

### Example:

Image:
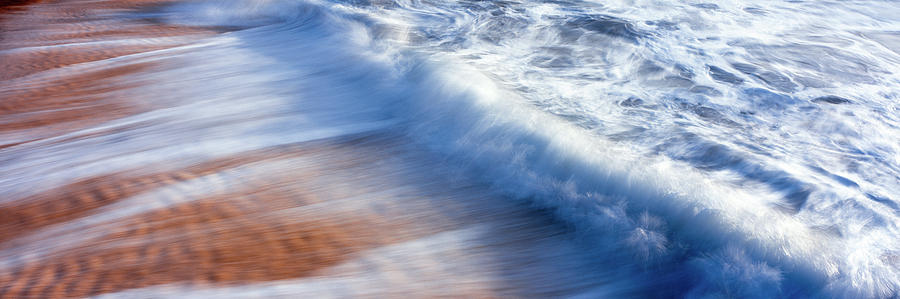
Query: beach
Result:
<box><xmin>2</xmin><ymin>0</ymin><xmax>898</xmax><ymax>297</ymax></box>
<box><xmin>0</xmin><ymin>1</ymin><xmax>605</xmax><ymax>297</ymax></box>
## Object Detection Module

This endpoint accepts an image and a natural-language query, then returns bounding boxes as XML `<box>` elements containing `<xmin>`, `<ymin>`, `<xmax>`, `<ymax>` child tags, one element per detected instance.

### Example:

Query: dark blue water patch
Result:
<box><xmin>808</xmin><ymin>165</ymin><xmax>859</xmax><ymax>188</ymax></box>
<box><xmin>535</xmin><ymin>46</ymin><xmax>574</xmax><ymax>56</ymax></box>
<box><xmin>691</xmin><ymin>106</ymin><xmax>736</xmax><ymax>126</ymax></box>
<box><xmin>651</xmin><ymin>76</ymin><xmax>694</xmax><ymax>88</ymax></box>
<box><xmin>662</xmin><ymin>139</ymin><xmax>742</xmax><ymax>170</ymax></box>
<box><xmin>530</xmin><ymin>56</ymin><xmax>574</xmax><ymax>68</ymax></box>
<box><xmin>645</xmin><ymin>20</ymin><xmax>679</xmax><ymax>31</ymax></box>
<box><xmin>606</xmin><ymin>126</ymin><xmax>648</xmax><ymax>141</ymax></box>
<box><xmin>674</xmin><ymin>64</ymin><xmax>695</xmax><ymax>78</ymax></box>
<box><xmin>437</xmin><ymin>37</ymin><xmax>469</xmax><ymax>51</ymax></box>
<box><xmin>691</xmin><ymin>3</ymin><xmax>719</xmax><ymax>10</ymax></box>
<box><xmin>730</xmin><ymin>63</ymin><xmax>798</xmax><ymax>92</ymax></box>
<box><xmin>539</xmin><ymin>0</ymin><xmax>583</xmax><ymax>6</ymax></box>
<box><xmin>554</xmin><ymin>111</ymin><xmax>603</xmax><ymax>130</ymax></box>
<box><xmin>670</xmin><ymin>98</ymin><xmax>739</xmax><ymax>127</ymax></box>
<box><xmin>866</xmin><ymin>193</ymin><xmax>900</xmax><ymax>212</ymax></box>
<box><xmin>743</xmin><ymin>7</ymin><xmax>767</xmax><ymax>15</ymax></box>
<box><xmin>737</xmin><ymin>43</ymin><xmax>881</xmax><ymax>84</ymax></box>
<box><xmin>689</xmin><ymin>85</ymin><xmax>721</xmax><ymax>97</ymax></box>
<box><xmin>459</xmin><ymin>0</ymin><xmax>520</xmax><ymax>10</ymax></box>
<box><xmin>830</xmin><ymin>174</ymin><xmax>859</xmax><ymax>188</ymax></box>
<box><xmin>638</xmin><ymin>61</ymin><xmax>665</xmax><ymax>75</ymax></box>
<box><xmin>794</xmin><ymin>76</ymin><xmax>833</xmax><ymax>88</ymax></box>
<box><xmin>774</xmin><ymin>188</ymin><xmax>810</xmax><ymax>213</ymax></box>
<box><xmin>754</xmin><ymin>71</ymin><xmax>797</xmax><ymax>93</ymax></box>
<box><xmin>707</xmin><ymin>65</ymin><xmax>744</xmax><ymax>84</ymax></box>
<box><xmin>567</xmin><ymin>14</ymin><xmax>646</xmax><ymax>43</ymax></box>
<box><xmin>741</xmin><ymin>88</ymin><xmax>798</xmax><ymax>110</ymax></box>
<box><xmin>339</xmin><ymin>0</ymin><xmax>399</xmax><ymax>8</ymax></box>
<box><xmin>553</xmin><ymin>24</ymin><xmax>584</xmax><ymax>43</ymax></box>
<box><xmin>619</xmin><ymin>96</ymin><xmax>645</xmax><ymax>107</ymax></box>
<box><xmin>731</xmin><ymin>62</ymin><xmax>758</xmax><ymax>74</ymax></box>
<box><xmin>812</xmin><ymin>95</ymin><xmax>852</xmax><ymax>104</ymax></box>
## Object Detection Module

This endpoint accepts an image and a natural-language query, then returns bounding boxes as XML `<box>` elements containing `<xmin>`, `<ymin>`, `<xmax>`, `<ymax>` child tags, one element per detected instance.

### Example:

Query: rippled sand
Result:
<box><xmin>0</xmin><ymin>1</ymin><xmax>611</xmax><ymax>298</ymax></box>
<box><xmin>4</xmin><ymin>0</ymin><xmax>899</xmax><ymax>297</ymax></box>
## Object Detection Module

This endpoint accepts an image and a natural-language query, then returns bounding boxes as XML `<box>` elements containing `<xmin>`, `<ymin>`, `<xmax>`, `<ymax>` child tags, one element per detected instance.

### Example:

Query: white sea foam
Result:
<box><xmin>146</xmin><ymin>0</ymin><xmax>900</xmax><ymax>296</ymax></box>
<box><xmin>3</xmin><ymin>0</ymin><xmax>896</xmax><ymax>296</ymax></box>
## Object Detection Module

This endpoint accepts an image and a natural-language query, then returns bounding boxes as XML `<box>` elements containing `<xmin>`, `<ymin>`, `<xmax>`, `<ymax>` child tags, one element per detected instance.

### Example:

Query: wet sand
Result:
<box><xmin>0</xmin><ymin>1</ymin><xmax>605</xmax><ymax>298</ymax></box>
<box><xmin>0</xmin><ymin>0</ymin><xmax>215</xmax><ymax>147</ymax></box>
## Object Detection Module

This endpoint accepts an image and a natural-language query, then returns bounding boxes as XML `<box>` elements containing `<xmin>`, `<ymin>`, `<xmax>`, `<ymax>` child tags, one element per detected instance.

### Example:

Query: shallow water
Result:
<box><xmin>2</xmin><ymin>0</ymin><xmax>899</xmax><ymax>297</ymax></box>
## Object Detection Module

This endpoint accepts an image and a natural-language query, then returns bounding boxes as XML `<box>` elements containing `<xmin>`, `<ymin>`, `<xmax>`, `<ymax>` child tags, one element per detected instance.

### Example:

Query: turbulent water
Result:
<box><xmin>4</xmin><ymin>0</ymin><xmax>900</xmax><ymax>297</ymax></box>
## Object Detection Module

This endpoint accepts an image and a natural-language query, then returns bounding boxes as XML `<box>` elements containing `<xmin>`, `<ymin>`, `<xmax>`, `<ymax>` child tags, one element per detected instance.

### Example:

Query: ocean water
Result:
<box><xmin>3</xmin><ymin>0</ymin><xmax>900</xmax><ymax>297</ymax></box>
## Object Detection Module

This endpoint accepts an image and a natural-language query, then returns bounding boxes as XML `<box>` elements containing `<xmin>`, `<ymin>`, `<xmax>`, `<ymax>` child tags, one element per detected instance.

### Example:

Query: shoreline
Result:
<box><xmin>0</xmin><ymin>1</ymin><xmax>602</xmax><ymax>297</ymax></box>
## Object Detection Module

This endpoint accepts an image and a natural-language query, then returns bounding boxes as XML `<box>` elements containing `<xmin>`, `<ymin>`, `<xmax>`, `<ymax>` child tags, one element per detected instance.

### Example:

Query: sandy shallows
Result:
<box><xmin>0</xmin><ymin>133</ymin><xmax>603</xmax><ymax>298</ymax></box>
<box><xmin>0</xmin><ymin>1</ymin><xmax>608</xmax><ymax>298</ymax></box>
<box><xmin>0</xmin><ymin>0</ymin><xmax>220</xmax><ymax>147</ymax></box>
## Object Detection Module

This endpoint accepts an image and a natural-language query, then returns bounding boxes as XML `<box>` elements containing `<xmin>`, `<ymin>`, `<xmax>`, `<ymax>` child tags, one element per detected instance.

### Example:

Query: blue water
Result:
<box><xmin>5</xmin><ymin>0</ymin><xmax>899</xmax><ymax>297</ymax></box>
<box><xmin>159</xmin><ymin>0</ymin><xmax>900</xmax><ymax>297</ymax></box>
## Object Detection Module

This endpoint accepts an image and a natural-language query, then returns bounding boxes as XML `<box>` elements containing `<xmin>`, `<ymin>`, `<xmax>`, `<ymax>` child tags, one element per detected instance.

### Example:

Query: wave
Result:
<box><xmin>148</xmin><ymin>0</ymin><xmax>900</xmax><ymax>297</ymax></box>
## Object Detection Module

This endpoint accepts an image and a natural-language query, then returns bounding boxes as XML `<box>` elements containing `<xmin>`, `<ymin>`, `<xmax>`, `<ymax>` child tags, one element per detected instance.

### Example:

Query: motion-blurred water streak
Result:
<box><xmin>1</xmin><ymin>0</ymin><xmax>899</xmax><ymax>297</ymax></box>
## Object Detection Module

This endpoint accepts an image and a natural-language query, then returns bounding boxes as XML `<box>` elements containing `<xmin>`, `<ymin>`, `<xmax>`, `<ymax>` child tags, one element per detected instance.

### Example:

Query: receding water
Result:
<box><xmin>1</xmin><ymin>0</ymin><xmax>899</xmax><ymax>297</ymax></box>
